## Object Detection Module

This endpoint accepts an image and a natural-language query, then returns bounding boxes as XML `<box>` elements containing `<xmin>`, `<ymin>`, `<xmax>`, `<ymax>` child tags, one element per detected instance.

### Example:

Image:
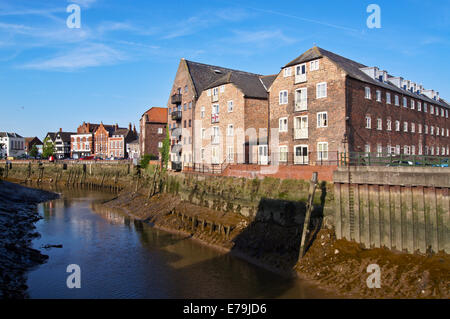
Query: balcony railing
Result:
<box><xmin>171</xmin><ymin>93</ymin><xmax>182</xmax><ymax>105</ymax></box>
<box><xmin>171</xmin><ymin>110</ymin><xmax>182</xmax><ymax>121</ymax></box>
<box><xmin>211</xmin><ymin>136</ymin><xmax>219</xmax><ymax>145</ymax></box>
<box><xmin>293</xmin><ymin>128</ymin><xmax>308</xmax><ymax>139</ymax></box>
<box><xmin>211</xmin><ymin>94</ymin><xmax>219</xmax><ymax>102</ymax></box>
<box><xmin>294</xmin><ymin>100</ymin><xmax>307</xmax><ymax>112</ymax></box>
<box><xmin>171</xmin><ymin>127</ymin><xmax>182</xmax><ymax>138</ymax></box>
<box><xmin>295</xmin><ymin>74</ymin><xmax>306</xmax><ymax>84</ymax></box>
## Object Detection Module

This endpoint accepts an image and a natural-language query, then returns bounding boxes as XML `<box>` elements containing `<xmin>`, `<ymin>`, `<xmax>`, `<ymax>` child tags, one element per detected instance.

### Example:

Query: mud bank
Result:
<box><xmin>97</xmin><ymin>191</ymin><xmax>449</xmax><ymax>299</ymax></box>
<box><xmin>0</xmin><ymin>181</ymin><xmax>59</xmax><ymax>298</ymax></box>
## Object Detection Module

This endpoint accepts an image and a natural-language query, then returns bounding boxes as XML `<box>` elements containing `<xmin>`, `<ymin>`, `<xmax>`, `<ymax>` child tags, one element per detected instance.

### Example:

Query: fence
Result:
<box><xmin>338</xmin><ymin>152</ymin><xmax>449</xmax><ymax>167</ymax></box>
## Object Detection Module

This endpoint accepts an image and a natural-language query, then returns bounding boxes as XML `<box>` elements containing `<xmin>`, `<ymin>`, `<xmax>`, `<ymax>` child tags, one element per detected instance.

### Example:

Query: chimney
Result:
<box><xmin>133</xmin><ymin>125</ymin><xmax>136</xmax><ymax>134</ymax></box>
<box><xmin>59</xmin><ymin>128</ymin><xmax>62</xmax><ymax>133</ymax></box>
<box><xmin>129</xmin><ymin>122</ymin><xmax>132</xmax><ymax>131</ymax></box>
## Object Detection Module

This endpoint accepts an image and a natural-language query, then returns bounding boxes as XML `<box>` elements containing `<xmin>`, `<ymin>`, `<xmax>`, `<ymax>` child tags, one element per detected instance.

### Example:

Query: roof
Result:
<box><xmin>25</xmin><ymin>137</ymin><xmax>43</xmax><ymax>145</ymax></box>
<box><xmin>185</xmin><ymin>60</ymin><xmax>264</xmax><ymax>97</ymax></box>
<box><xmin>142</xmin><ymin>107</ymin><xmax>168</xmax><ymax>123</ymax></box>
<box><xmin>0</xmin><ymin>132</ymin><xmax>23</xmax><ymax>138</ymax></box>
<box><xmin>44</xmin><ymin>132</ymin><xmax>57</xmax><ymax>142</ymax></box>
<box><xmin>260</xmin><ymin>74</ymin><xmax>277</xmax><ymax>91</ymax></box>
<box><xmin>205</xmin><ymin>71</ymin><xmax>269</xmax><ymax>99</ymax></box>
<box><xmin>285</xmin><ymin>46</ymin><xmax>449</xmax><ymax>109</ymax></box>
<box><xmin>55</xmin><ymin>132</ymin><xmax>76</xmax><ymax>142</ymax></box>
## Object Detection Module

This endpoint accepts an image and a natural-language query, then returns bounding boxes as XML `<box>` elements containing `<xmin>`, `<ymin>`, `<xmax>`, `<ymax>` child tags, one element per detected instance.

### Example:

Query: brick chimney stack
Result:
<box><xmin>128</xmin><ymin>122</ymin><xmax>132</xmax><ymax>131</ymax></box>
<box><xmin>59</xmin><ymin>128</ymin><xmax>62</xmax><ymax>132</ymax></box>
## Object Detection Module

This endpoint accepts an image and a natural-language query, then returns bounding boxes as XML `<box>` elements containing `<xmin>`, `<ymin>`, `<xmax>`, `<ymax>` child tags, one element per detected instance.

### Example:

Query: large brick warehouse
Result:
<box><xmin>166</xmin><ymin>46</ymin><xmax>449</xmax><ymax>170</ymax></box>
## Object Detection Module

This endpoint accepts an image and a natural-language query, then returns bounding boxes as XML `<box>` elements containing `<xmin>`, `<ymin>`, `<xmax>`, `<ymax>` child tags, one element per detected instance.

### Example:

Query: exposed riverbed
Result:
<box><xmin>26</xmin><ymin>188</ymin><xmax>335</xmax><ymax>299</ymax></box>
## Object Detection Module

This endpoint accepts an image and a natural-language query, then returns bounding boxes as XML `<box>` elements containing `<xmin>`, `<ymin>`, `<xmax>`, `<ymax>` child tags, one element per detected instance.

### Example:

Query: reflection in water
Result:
<box><xmin>27</xmin><ymin>189</ymin><xmax>335</xmax><ymax>299</ymax></box>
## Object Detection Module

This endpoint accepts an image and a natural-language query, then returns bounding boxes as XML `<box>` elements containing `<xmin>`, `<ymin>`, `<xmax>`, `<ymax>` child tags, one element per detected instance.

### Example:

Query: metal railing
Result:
<box><xmin>338</xmin><ymin>152</ymin><xmax>450</xmax><ymax>167</ymax></box>
<box><xmin>184</xmin><ymin>160</ymin><xmax>229</xmax><ymax>174</ymax></box>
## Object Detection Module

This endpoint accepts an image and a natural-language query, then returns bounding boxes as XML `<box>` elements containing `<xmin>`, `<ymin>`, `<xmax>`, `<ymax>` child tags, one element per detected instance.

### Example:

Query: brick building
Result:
<box><xmin>140</xmin><ymin>107</ymin><xmax>168</xmax><ymax>158</ymax></box>
<box><xmin>194</xmin><ymin>71</ymin><xmax>274</xmax><ymax>166</ymax></box>
<box><xmin>107</xmin><ymin>124</ymin><xmax>137</xmax><ymax>159</ymax></box>
<box><xmin>94</xmin><ymin>123</ymin><xmax>120</xmax><ymax>159</ymax></box>
<box><xmin>24</xmin><ymin>137</ymin><xmax>43</xmax><ymax>155</ymax></box>
<box><xmin>268</xmin><ymin>46</ymin><xmax>449</xmax><ymax>165</ymax></box>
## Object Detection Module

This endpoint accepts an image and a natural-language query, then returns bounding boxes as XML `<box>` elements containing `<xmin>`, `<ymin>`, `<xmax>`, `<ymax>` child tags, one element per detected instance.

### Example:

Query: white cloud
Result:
<box><xmin>20</xmin><ymin>43</ymin><xmax>126</xmax><ymax>71</ymax></box>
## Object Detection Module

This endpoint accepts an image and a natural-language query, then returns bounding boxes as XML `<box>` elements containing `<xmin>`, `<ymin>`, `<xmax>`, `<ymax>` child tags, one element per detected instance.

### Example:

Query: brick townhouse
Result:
<box><xmin>107</xmin><ymin>124</ymin><xmax>137</xmax><ymax>159</ymax></box>
<box><xmin>194</xmin><ymin>70</ymin><xmax>275</xmax><ymax>166</ymax></box>
<box><xmin>167</xmin><ymin>59</ymin><xmax>271</xmax><ymax>169</ymax></box>
<box><xmin>269</xmin><ymin>46</ymin><xmax>449</xmax><ymax>165</ymax></box>
<box><xmin>140</xmin><ymin>107</ymin><xmax>168</xmax><ymax>159</ymax></box>
<box><xmin>71</xmin><ymin>122</ymin><xmax>102</xmax><ymax>159</ymax></box>
<box><xmin>94</xmin><ymin>123</ymin><xmax>123</xmax><ymax>159</ymax></box>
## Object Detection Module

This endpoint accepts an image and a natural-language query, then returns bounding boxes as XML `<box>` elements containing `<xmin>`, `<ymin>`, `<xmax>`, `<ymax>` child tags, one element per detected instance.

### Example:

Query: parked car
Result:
<box><xmin>432</xmin><ymin>159</ymin><xmax>449</xmax><ymax>168</ymax></box>
<box><xmin>80</xmin><ymin>156</ymin><xmax>95</xmax><ymax>161</ymax></box>
<box><xmin>386</xmin><ymin>160</ymin><xmax>414</xmax><ymax>167</ymax></box>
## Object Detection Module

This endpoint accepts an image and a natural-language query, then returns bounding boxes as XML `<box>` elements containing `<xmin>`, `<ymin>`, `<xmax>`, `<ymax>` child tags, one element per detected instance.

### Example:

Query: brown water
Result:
<box><xmin>27</xmin><ymin>188</ymin><xmax>335</xmax><ymax>299</ymax></box>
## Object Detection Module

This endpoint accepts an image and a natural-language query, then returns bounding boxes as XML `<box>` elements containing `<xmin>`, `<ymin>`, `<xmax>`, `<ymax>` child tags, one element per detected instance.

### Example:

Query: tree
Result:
<box><xmin>29</xmin><ymin>145</ymin><xmax>39</xmax><ymax>159</ymax></box>
<box><xmin>42</xmin><ymin>137</ymin><xmax>55</xmax><ymax>159</ymax></box>
<box><xmin>159</xmin><ymin>126</ymin><xmax>170</xmax><ymax>170</ymax></box>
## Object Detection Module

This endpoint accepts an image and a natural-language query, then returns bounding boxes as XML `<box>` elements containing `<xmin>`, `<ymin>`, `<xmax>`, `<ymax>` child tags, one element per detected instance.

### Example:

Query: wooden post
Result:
<box><xmin>298</xmin><ymin>172</ymin><xmax>319</xmax><ymax>260</ymax></box>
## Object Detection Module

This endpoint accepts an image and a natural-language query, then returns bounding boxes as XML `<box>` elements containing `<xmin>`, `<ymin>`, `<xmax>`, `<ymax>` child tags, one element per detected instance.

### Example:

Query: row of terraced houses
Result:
<box><xmin>163</xmin><ymin>46</ymin><xmax>449</xmax><ymax>171</ymax></box>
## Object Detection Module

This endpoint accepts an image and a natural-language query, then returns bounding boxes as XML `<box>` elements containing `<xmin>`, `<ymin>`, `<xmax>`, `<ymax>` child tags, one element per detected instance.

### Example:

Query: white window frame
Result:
<box><xmin>377</xmin><ymin>118</ymin><xmax>382</xmax><ymax>130</ymax></box>
<box><xmin>316</xmin><ymin>82</ymin><xmax>327</xmax><ymax>99</ymax></box>
<box><xmin>279</xmin><ymin>117</ymin><xmax>288</xmax><ymax>132</ymax></box>
<box><xmin>395</xmin><ymin>95</ymin><xmax>399</xmax><ymax>106</ymax></box>
<box><xmin>317</xmin><ymin>112</ymin><xmax>328</xmax><ymax>128</ymax></box>
<box><xmin>295</xmin><ymin>88</ymin><xmax>308</xmax><ymax>111</ymax></box>
<box><xmin>283</xmin><ymin>67</ymin><xmax>292</xmax><ymax>77</ymax></box>
<box><xmin>386</xmin><ymin>92</ymin><xmax>391</xmax><ymax>104</ymax></box>
<box><xmin>317</xmin><ymin>142</ymin><xmax>328</xmax><ymax>160</ymax></box>
<box><xmin>227</xmin><ymin>124</ymin><xmax>234</xmax><ymax>137</ymax></box>
<box><xmin>279</xmin><ymin>90</ymin><xmax>288</xmax><ymax>105</ymax></box>
<box><xmin>387</xmin><ymin>119</ymin><xmax>392</xmax><ymax>131</ymax></box>
<box><xmin>310</xmin><ymin>60</ymin><xmax>319</xmax><ymax>71</ymax></box>
<box><xmin>279</xmin><ymin>145</ymin><xmax>288</xmax><ymax>162</ymax></box>
<box><xmin>365</xmin><ymin>87</ymin><xmax>371</xmax><ymax>99</ymax></box>
<box><xmin>365</xmin><ymin>116</ymin><xmax>371</xmax><ymax>129</ymax></box>
<box><xmin>227</xmin><ymin>100</ymin><xmax>234</xmax><ymax>112</ymax></box>
<box><xmin>376</xmin><ymin>90</ymin><xmax>381</xmax><ymax>102</ymax></box>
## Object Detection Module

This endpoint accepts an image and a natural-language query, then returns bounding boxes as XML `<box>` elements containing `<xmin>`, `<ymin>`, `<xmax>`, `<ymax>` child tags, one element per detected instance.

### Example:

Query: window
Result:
<box><xmin>227</xmin><ymin>100</ymin><xmax>234</xmax><ymax>112</ymax></box>
<box><xmin>395</xmin><ymin>95</ymin><xmax>399</xmax><ymax>106</ymax></box>
<box><xmin>447</xmin><ymin>129</ymin><xmax>449</xmax><ymax>137</ymax></box>
<box><xmin>317</xmin><ymin>142</ymin><xmax>328</xmax><ymax>160</ymax></box>
<box><xmin>295</xmin><ymin>88</ymin><xmax>308</xmax><ymax>111</ymax></box>
<box><xmin>365</xmin><ymin>87</ymin><xmax>371</xmax><ymax>99</ymax></box>
<box><xmin>189</xmin><ymin>119</ymin><xmax>191</xmax><ymax>127</ymax></box>
<box><xmin>201</xmin><ymin>106</ymin><xmax>205</xmax><ymax>119</ymax></box>
<box><xmin>279</xmin><ymin>117</ymin><xmax>288</xmax><ymax>132</ymax></box>
<box><xmin>377</xmin><ymin>144</ymin><xmax>383</xmax><ymax>157</ymax></box>
<box><xmin>430</xmin><ymin>105</ymin><xmax>434</xmax><ymax>114</ymax></box>
<box><xmin>425</xmin><ymin>125</ymin><xmax>428</xmax><ymax>134</ymax></box>
<box><xmin>212</xmin><ymin>87</ymin><xmax>219</xmax><ymax>100</ymax></box>
<box><xmin>395</xmin><ymin>120</ymin><xmax>400</xmax><ymax>131</ymax></box>
<box><xmin>437</xmin><ymin>127</ymin><xmax>440</xmax><ymax>136</ymax></box>
<box><xmin>184</xmin><ymin>85</ymin><xmax>188</xmax><ymax>93</ymax></box>
<box><xmin>395</xmin><ymin>145</ymin><xmax>401</xmax><ymax>155</ymax></box>
<box><xmin>424</xmin><ymin>103</ymin><xmax>428</xmax><ymax>113</ymax></box>
<box><xmin>403</xmin><ymin>122</ymin><xmax>408</xmax><ymax>132</ymax></box>
<box><xmin>376</xmin><ymin>90</ymin><xmax>381</xmax><ymax>102</ymax></box>
<box><xmin>403</xmin><ymin>97</ymin><xmax>407</xmax><ymax>108</ymax></box>
<box><xmin>317</xmin><ymin>112</ymin><xmax>328</xmax><ymax>128</ymax></box>
<box><xmin>418</xmin><ymin>124</ymin><xmax>422</xmax><ymax>134</ymax></box>
<box><xmin>279</xmin><ymin>146</ymin><xmax>288</xmax><ymax>162</ymax></box>
<box><xmin>227</xmin><ymin>124</ymin><xmax>234</xmax><ymax>136</ymax></box>
<box><xmin>441</xmin><ymin>108</ymin><xmax>445</xmax><ymax>117</ymax></box>
<box><xmin>189</xmin><ymin>102</ymin><xmax>192</xmax><ymax>109</ymax></box>
<box><xmin>419</xmin><ymin>144</ymin><xmax>423</xmax><ymax>155</ymax></box>
<box><xmin>310</xmin><ymin>60</ymin><xmax>319</xmax><ymax>71</ymax></box>
<box><xmin>404</xmin><ymin>145</ymin><xmax>410</xmax><ymax>155</ymax></box>
<box><xmin>158</xmin><ymin>142</ymin><xmax>163</xmax><ymax>148</ymax></box>
<box><xmin>184</xmin><ymin>103</ymin><xmax>187</xmax><ymax>111</ymax></box>
<box><xmin>365</xmin><ymin>144</ymin><xmax>371</xmax><ymax>154</ymax></box>
<box><xmin>201</xmin><ymin>148</ymin><xmax>205</xmax><ymax>161</ymax></box>
<box><xmin>430</xmin><ymin>126</ymin><xmax>434</xmax><ymax>135</ymax></box>
<box><xmin>283</xmin><ymin>67</ymin><xmax>292</xmax><ymax>77</ymax></box>
<box><xmin>184</xmin><ymin>120</ymin><xmax>187</xmax><ymax>128</ymax></box>
<box><xmin>220</xmin><ymin>85</ymin><xmax>225</xmax><ymax>93</ymax></box>
<box><xmin>386</xmin><ymin>119</ymin><xmax>392</xmax><ymax>131</ymax></box>
<box><xmin>279</xmin><ymin>90</ymin><xmax>288</xmax><ymax>105</ymax></box>
<box><xmin>411</xmin><ymin>123</ymin><xmax>415</xmax><ymax>133</ymax></box>
<box><xmin>201</xmin><ymin>128</ymin><xmax>206</xmax><ymax>139</ymax></box>
<box><xmin>227</xmin><ymin>146</ymin><xmax>234</xmax><ymax>163</ymax></box>
<box><xmin>386</xmin><ymin>92</ymin><xmax>391</xmax><ymax>104</ymax></box>
<box><xmin>377</xmin><ymin>118</ymin><xmax>382</xmax><ymax>130</ymax></box>
<box><xmin>316</xmin><ymin>82</ymin><xmax>327</xmax><ymax>99</ymax></box>
<box><xmin>446</xmin><ymin>110</ymin><xmax>448</xmax><ymax>118</ymax></box>
<box><xmin>413</xmin><ymin>145</ymin><xmax>417</xmax><ymax>155</ymax></box>
<box><xmin>365</xmin><ymin>115</ymin><xmax>371</xmax><ymax>129</ymax></box>
<box><xmin>158</xmin><ymin>128</ymin><xmax>163</xmax><ymax>134</ymax></box>
<box><xmin>411</xmin><ymin>100</ymin><xmax>415</xmax><ymax>110</ymax></box>
<box><xmin>417</xmin><ymin>102</ymin><xmax>422</xmax><ymax>111</ymax></box>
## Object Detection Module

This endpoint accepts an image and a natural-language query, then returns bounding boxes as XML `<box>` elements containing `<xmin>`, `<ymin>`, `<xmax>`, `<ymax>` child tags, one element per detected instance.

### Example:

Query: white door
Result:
<box><xmin>294</xmin><ymin>145</ymin><xmax>309</xmax><ymax>165</ymax></box>
<box><xmin>294</xmin><ymin>116</ymin><xmax>308</xmax><ymax>139</ymax></box>
<box><xmin>258</xmin><ymin>145</ymin><xmax>268</xmax><ymax>165</ymax></box>
<box><xmin>211</xmin><ymin>146</ymin><xmax>220</xmax><ymax>164</ymax></box>
<box><xmin>295</xmin><ymin>88</ymin><xmax>307</xmax><ymax>111</ymax></box>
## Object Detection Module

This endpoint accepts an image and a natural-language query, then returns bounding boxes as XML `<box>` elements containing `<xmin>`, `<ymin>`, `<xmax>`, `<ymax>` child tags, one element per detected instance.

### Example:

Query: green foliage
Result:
<box><xmin>160</xmin><ymin>126</ymin><xmax>170</xmax><ymax>170</ymax></box>
<box><xmin>42</xmin><ymin>137</ymin><xmax>55</xmax><ymax>159</ymax></box>
<box><xmin>29</xmin><ymin>145</ymin><xmax>39</xmax><ymax>158</ymax></box>
<box><xmin>140</xmin><ymin>154</ymin><xmax>152</xmax><ymax>169</ymax></box>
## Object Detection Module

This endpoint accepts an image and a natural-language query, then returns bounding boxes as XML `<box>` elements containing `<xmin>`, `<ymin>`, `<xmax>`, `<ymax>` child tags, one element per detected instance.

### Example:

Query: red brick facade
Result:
<box><xmin>140</xmin><ymin>107</ymin><xmax>168</xmax><ymax>158</ymax></box>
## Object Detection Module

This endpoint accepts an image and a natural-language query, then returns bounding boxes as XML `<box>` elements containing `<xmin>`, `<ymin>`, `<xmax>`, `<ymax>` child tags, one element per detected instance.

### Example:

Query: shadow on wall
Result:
<box><xmin>230</xmin><ymin>181</ymin><xmax>327</xmax><ymax>274</ymax></box>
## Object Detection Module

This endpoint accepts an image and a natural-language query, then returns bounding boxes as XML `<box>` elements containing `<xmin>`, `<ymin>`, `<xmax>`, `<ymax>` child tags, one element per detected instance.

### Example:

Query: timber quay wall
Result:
<box><xmin>334</xmin><ymin>167</ymin><xmax>450</xmax><ymax>254</ymax></box>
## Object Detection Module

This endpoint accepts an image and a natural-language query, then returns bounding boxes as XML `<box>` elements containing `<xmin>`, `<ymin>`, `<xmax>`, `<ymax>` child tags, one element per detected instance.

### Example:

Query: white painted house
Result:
<box><xmin>0</xmin><ymin>132</ymin><xmax>25</xmax><ymax>158</ymax></box>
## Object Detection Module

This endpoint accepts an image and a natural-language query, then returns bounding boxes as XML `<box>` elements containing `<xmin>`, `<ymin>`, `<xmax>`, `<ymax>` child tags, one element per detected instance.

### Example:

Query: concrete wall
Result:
<box><xmin>334</xmin><ymin>167</ymin><xmax>449</xmax><ymax>254</ymax></box>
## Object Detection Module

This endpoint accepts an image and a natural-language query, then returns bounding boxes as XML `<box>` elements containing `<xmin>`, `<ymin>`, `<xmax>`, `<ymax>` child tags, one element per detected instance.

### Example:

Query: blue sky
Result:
<box><xmin>1</xmin><ymin>0</ymin><xmax>449</xmax><ymax>139</ymax></box>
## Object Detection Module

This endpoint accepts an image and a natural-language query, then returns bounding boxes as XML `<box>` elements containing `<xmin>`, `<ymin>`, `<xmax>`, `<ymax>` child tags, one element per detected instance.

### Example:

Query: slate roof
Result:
<box><xmin>204</xmin><ymin>71</ymin><xmax>269</xmax><ymax>99</ymax></box>
<box><xmin>260</xmin><ymin>75</ymin><xmax>277</xmax><ymax>91</ymax></box>
<box><xmin>285</xmin><ymin>46</ymin><xmax>450</xmax><ymax>109</ymax></box>
<box><xmin>56</xmin><ymin>132</ymin><xmax>76</xmax><ymax>143</ymax></box>
<box><xmin>44</xmin><ymin>132</ymin><xmax>57</xmax><ymax>142</ymax></box>
<box><xmin>185</xmin><ymin>60</ymin><xmax>266</xmax><ymax>98</ymax></box>
<box><xmin>0</xmin><ymin>132</ymin><xmax>23</xmax><ymax>138</ymax></box>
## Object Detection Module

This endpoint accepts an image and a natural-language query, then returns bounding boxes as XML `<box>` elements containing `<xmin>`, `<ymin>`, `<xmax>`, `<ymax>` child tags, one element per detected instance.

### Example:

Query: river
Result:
<box><xmin>27</xmin><ymin>189</ymin><xmax>335</xmax><ymax>299</ymax></box>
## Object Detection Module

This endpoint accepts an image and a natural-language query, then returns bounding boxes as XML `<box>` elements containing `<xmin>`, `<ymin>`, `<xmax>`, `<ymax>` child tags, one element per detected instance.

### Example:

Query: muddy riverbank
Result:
<box><xmin>99</xmin><ymin>190</ymin><xmax>449</xmax><ymax>299</ymax></box>
<box><xmin>0</xmin><ymin>180</ymin><xmax>59</xmax><ymax>298</ymax></box>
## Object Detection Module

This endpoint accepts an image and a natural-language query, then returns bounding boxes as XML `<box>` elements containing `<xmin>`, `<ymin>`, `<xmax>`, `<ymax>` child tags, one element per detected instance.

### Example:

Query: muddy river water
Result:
<box><xmin>27</xmin><ymin>189</ymin><xmax>335</xmax><ymax>298</ymax></box>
